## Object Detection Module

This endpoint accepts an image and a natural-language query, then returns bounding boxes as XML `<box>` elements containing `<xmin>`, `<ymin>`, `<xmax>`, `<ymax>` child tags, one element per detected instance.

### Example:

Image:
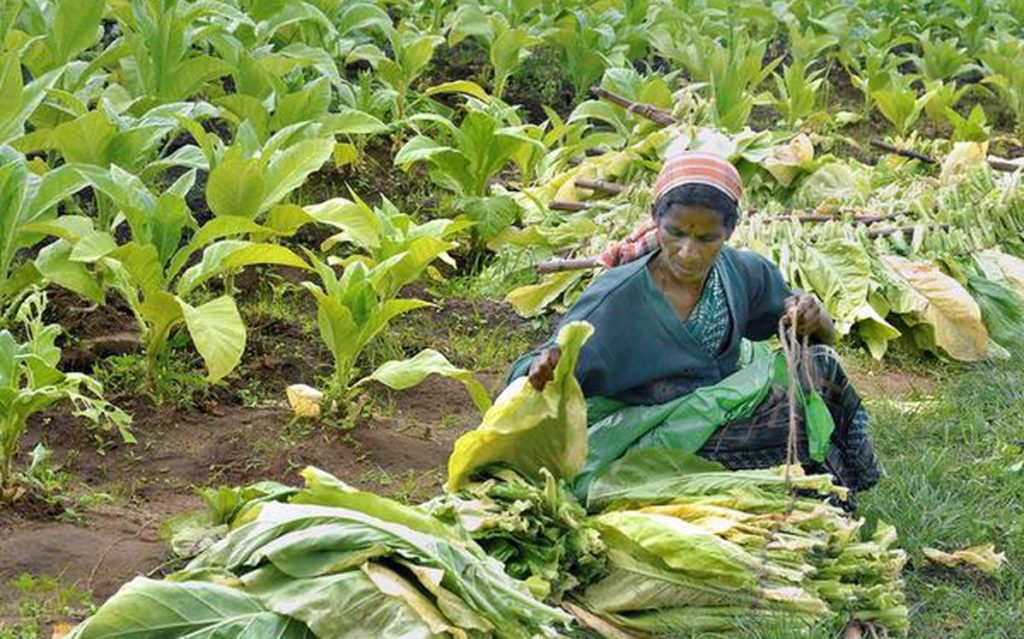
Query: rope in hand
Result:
<box><xmin>753</xmin><ymin>306</ymin><xmax>814</xmax><ymax>608</ymax></box>
<box><xmin>774</xmin><ymin>305</ymin><xmax>806</xmax><ymax>493</ymax></box>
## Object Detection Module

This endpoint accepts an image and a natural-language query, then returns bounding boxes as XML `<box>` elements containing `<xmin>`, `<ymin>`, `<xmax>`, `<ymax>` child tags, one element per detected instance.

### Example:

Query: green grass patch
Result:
<box><xmin>857</xmin><ymin>356</ymin><xmax>1024</xmax><ymax>637</ymax></box>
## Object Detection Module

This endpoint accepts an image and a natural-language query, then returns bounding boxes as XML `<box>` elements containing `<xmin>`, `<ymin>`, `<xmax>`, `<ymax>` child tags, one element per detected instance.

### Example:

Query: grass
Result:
<box><xmin>0</xmin><ymin>574</ymin><xmax>93</xmax><ymax>639</ymax></box>
<box><xmin>854</xmin><ymin>351</ymin><xmax>1024</xmax><ymax>637</ymax></box>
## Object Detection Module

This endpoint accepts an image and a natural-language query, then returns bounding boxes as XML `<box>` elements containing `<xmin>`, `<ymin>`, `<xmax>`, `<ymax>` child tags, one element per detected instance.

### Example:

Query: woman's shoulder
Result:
<box><xmin>564</xmin><ymin>256</ymin><xmax>651</xmax><ymax>321</ymax></box>
<box><xmin>721</xmin><ymin>245</ymin><xmax>776</xmax><ymax>270</ymax></box>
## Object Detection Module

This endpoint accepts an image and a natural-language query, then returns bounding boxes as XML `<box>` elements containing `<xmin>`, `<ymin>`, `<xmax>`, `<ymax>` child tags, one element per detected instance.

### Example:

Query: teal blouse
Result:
<box><xmin>507</xmin><ymin>246</ymin><xmax>792</xmax><ymax>405</ymax></box>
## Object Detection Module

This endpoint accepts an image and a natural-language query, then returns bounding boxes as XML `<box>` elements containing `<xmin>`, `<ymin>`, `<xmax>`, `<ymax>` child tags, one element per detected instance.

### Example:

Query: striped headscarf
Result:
<box><xmin>653</xmin><ymin>151</ymin><xmax>743</xmax><ymax>203</ymax></box>
<box><xmin>599</xmin><ymin>150</ymin><xmax>742</xmax><ymax>268</ymax></box>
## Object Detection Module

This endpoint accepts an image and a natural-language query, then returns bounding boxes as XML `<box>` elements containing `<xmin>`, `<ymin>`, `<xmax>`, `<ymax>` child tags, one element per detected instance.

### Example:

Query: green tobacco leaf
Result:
<box><xmin>50</xmin><ymin>0</ymin><xmax>105</xmax><ymax>65</ymax></box>
<box><xmin>167</xmin><ymin>217</ymin><xmax>277</xmax><ymax>280</ymax></box>
<box><xmin>0</xmin><ymin>65</ymin><xmax>62</xmax><ymax>143</ymax></box>
<box><xmin>318</xmin><ymin>109</ymin><xmax>389</xmax><ymax>136</ymax></box>
<box><xmin>176</xmin><ymin>241</ymin><xmax>310</xmax><ymax>296</ymax></box>
<box><xmin>361</xmin><ymin>349</ymin><xmax>492</xmax><ymax>413</ymax></box>
<box><xmin>394</xmin><ymin>135</ymin><xmax>453</xmax><ymax>167</ymax></box>
<box><xmin>50</xmin><ymin>110</ymin><xmax>116</xmax><ymax>165</ymax></box>
<box><xmin>270</xmin><ymin>78</ymin><xmax>331</xmax><ymax>133</ymax></box>
<box><xmin>457</xmin><ymin>194</ymin><xmax>520</xmax><ymax>242</ymax></box>
<box><xmin>242</xmin><ymin>564</ymin><xmax>446</xmax><ymax>639</ymax></box>
<box><xmin>0</xmin><ymin>53</ymin><xmax>21</xmax><ymax>126</ymax></box>
<box><xmin>69</xmin><ymin>577</ymin><xmax>313</xmax><ymax>639</ymax></box>
<box><xmin>163</xmin><ymin>55</ymin><xmax>234</xmax><ymax>103</ymax></box>
<box><xmin>799</xmin><ymin>240</ymin><xmax>900</xmax><ymax>346</ymax></box>
<box><xmin>586</xmin><ymin>448</ymin><xmax>840</xmax><ymax>511</ymax></box>
<box><xmin>306</xmin><ymin>197</ymin><xmax>380</xmax><ymax>250</ymax></box>
<box><xmin>106</xmin><ymin>241</ymin><xmax>163</xmax><ymax>299</ymax></box>
<box><xmin>262</xmin><ymin>138</ymin><xmax>334</xmax><ymax>211</ymax></box>
<box><xmin>424</xmin><ymin>80</ymin><xmax>490</xmax><ymax>102</ymax></box>
<box><xmin>189</xmin><ymin>501</ymin><xmax>568</xmax><ymax>637</ymax></box>
<box><xmin>977</xmin><ymin>249</ymin><xmax>1024</xmax><ymax>301</ymax></box>
<box><xmin>595</xmin><ymin>511</ymin><xmax>761</xmax><ymax>589</ymax></box>
<box><xmin>446</xmin><ymin>321</ymin><xmax>593</xmax><ymax>490</ymax></box>
<box><xmin>491</xmin><ymin>28</ymin><xmax>541</xmax><ymax>97</ymax></box>
<box><xmin>505</xmin><ymin>271</ymin><xmax>585</xmax><ymax>318</ymax></box>
<box><xmin>206</xmin><ymin>157</ymin><xmax>266</xmax><ymax>219</ymax></box>
<box><xmin>34</xmin><ymin>240</ymin><xmax>103</xmax><ymax>304</ymax></box>
<box><xmin>216</xmin><ymin>94</ymin><xmax>270</xmax><ymax>140</ymax></box>
<box><xmin>291</xmin><ymin>467</ymin><xmax>469</xmax><ymax>545</ymax></box>
<box><xmin>374</xmin><ymin>236</ymin><xmax>457</xmax><ymax>298</ymax></box>
<box><xmin>180</xmin><ymin>295</ymin><xmax>246</xmax><ymax>382</ymax></box>
<box><xmin>69</xmin><ymin>231</ymin><xmax>118</xmax><ymax>263</ymax></box>
<box><xmin>25</xmin><ymin>164</ymin><xmax>92</xmax><ymax>220</ymax></box>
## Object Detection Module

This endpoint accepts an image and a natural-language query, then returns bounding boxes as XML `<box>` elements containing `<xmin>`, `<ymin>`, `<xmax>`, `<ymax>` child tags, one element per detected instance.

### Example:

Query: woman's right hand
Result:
<box><xmin>527</xmin><ymin>346</ymin><xmax>561</xmax><ymax>390</ymax></box>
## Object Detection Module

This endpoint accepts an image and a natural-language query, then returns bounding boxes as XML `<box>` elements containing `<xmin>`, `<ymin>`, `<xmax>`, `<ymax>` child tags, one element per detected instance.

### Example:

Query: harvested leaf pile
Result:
<box><xmin>70</xmin><ymin>323</ymin><xmax>908</xmax><ymax>638</ymax></box>
<box><xmin>578</xmin><ymin>451</ymin><xmax>908</xmax><ymax>636</ymax></box>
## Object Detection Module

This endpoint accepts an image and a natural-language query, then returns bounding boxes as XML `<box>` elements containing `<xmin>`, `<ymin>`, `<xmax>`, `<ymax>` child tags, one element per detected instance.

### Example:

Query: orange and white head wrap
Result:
<box><xmin>653</xmin><ymin>150</ymin><xmax>743</xmax><ymax>204</ymax></box>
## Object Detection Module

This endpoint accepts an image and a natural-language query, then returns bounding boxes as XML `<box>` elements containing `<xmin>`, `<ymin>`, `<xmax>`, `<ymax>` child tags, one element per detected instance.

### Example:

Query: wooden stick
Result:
<box><xmin>575</xmin><ymin>178</ymin><xmax>625</xmax><ymax>195</ymax></box>
<box><xmin>549</xmin><ymin>200</ymin><xmax>591</xmax><ymax>212</ymax></box>
<box><xmin>987</xmin><ymin>157</ymin><xmax>1023</xmax><ymax>172</ymax></box>
<box><xmin>590</xmin><ymin>86</ymin><xmax>676</xmax><ymax>125</ymax></box>
<box><xmin>537</xmin><ymin>256</ymin><xmax>602</xmax><ymax>273</ymax></box>
<box><xmin>867</xmin><ymin>223</ymin><xmax>948</xmax><ymax>239</ymax></box>
<box><xmin>871</xmin><ymin>138</ymin><xmax>1022</xmax><ymax>172</ymax></box>
<box><xmin>870</xmin><ymin>139</ymin><xmax>936</xmax><ymax>164</ymax></box>
<box><xmin>759</xmin><ymin>213</ymin><xmax>902</xmax><ymax>225</ymax></box>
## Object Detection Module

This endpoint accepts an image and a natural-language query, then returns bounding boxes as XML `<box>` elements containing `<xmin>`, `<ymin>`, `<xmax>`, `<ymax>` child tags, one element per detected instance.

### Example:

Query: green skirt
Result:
<box><xmin>574</xmin><ymin>341</ymin><xmax>841</xmax><ymax>498</ymax></box>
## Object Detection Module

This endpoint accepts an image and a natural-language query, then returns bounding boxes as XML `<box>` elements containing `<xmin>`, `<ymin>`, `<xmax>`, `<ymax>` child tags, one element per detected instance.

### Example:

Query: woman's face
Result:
<box><xmin>655</xmin><ymin>204</ymin><xmax>731</xmax><ymax>285</ymax></box>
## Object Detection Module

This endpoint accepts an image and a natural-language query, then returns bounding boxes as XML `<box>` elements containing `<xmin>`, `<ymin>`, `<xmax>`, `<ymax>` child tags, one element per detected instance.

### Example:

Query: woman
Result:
<box><xmin>508</xmin><ymin>151</ymin><xmax>881</xmax><ymax>500</ymax></box>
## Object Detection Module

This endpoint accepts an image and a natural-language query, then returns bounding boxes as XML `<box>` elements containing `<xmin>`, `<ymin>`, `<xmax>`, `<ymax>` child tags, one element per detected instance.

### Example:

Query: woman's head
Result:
<box><xmin>649</xmin><ymin>152</ymin><xmax>742</xmax><ymax>283</ymax></box>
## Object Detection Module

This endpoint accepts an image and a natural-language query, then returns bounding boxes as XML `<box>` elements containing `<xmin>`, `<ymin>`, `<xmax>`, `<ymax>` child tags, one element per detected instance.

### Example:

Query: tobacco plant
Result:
<box><xmin>395</xmin><ymin>107</ymin><xmax>542</xmax><ymax>242</ymax></box>
<box><xmin>0</xmin><ymin>146</ymin><xmax>95</xmax><ymax>309</ymax></box>
<box><xmin>0</xmin><ymin>291</ymin><xmax>131</xmax><ymax>501</ymax></box>
<box><xmin>33</xmin><ymin>166</ymin><xmax>310</xmax><ymax>385</ymax></box>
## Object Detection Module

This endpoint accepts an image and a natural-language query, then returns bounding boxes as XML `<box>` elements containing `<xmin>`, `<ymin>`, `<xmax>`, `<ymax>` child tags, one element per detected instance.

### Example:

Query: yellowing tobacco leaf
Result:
<box><xmin>505</xmin><ymin>271</ymin><xmax>585</xmax><ymax>318</ymax></box>
<box><xmin>286</xmin><ymin>384</ymin><xmax>324</xmax><ymax>418</ymax></box>
<box><xmin>763</xmin><ymin>133</ymin><xmax>815</xmax><ymax>187</ymax></box>
<box><xmin>446</xmin><ymin>321</ymin><xmax>593</xmax><ymax>490</ymax></box>
<box><xmin>940</xmin><ymin>141</ymin><xmax>988</xmax><ymax>183</ymax></box>
<box><xmin>881</xmin><ymin>256</ymin><xmax>989</xmax><ymax>361</ymax></box>
<box><xmin>922</xmin><ymin>544</ymin><xmax>1006</xmax><ymax>575</ymax></box>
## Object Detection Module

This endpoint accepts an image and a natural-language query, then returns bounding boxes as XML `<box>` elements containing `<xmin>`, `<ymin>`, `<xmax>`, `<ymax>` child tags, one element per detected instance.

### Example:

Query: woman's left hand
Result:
<box><xmin>783</xmin><ymin>294</ymin><xmax>836</xmax><ymax>344</ymax></box>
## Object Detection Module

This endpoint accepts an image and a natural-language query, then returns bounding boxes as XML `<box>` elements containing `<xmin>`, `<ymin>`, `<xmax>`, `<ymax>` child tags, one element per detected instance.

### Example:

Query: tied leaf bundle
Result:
<box><xmin>575</xmin><ymin>449</ymin><xmax>909</xmax><ymax>637</ymax></box>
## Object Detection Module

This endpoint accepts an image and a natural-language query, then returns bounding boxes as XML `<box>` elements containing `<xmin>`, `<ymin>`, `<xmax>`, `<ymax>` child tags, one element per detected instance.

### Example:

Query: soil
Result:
<box><xmin>847</xmin><ymin>367</ymin><xmax>938</xmax><ymax>399</ymax></box>
<box><xmin>0</xmin><ymin>285</ymin><xmax>532</xmax><ymax>630</ymax></box>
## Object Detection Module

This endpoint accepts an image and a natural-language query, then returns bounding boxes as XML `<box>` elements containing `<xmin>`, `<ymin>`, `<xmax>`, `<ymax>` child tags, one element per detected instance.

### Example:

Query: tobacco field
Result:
<box><xmin>1</xmin><ymin>0</ymin><xmax>1023</xmax><ymax>637</ymax></box>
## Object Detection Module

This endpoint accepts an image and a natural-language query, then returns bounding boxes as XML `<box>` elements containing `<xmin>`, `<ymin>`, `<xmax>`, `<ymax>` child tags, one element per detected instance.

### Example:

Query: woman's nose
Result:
<box><xmin>677</xmin><ymin>239</ymin><xmax>700</xmax><ymax>259</ymax></box>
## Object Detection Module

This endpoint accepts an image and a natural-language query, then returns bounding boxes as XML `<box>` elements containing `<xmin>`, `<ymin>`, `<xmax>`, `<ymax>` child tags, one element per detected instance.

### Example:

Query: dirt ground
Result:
<box><xmin>0</xmin><ymin>285</ymin><xmax>522</xmax><ymax>628</ymax></box>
